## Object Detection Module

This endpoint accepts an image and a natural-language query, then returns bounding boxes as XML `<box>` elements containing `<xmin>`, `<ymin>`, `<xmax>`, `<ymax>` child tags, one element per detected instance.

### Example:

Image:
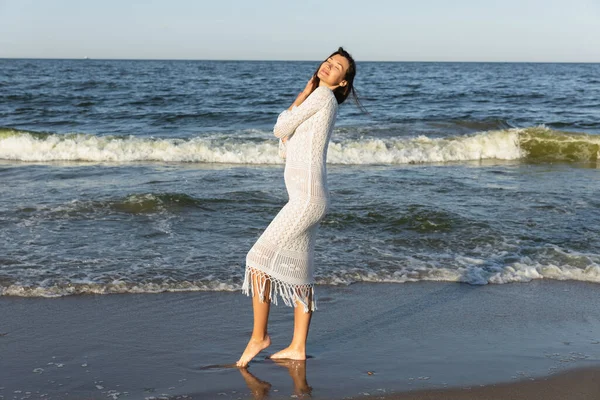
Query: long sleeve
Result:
<box><xmin>273</xmin><ymin>86</ymin><xmax>333</xmax><ymax>139</ymax></box>
<box><xmin>278</xmin><ymin>138</ymin><xmax>287</xmax><ymax>160</ymax></box>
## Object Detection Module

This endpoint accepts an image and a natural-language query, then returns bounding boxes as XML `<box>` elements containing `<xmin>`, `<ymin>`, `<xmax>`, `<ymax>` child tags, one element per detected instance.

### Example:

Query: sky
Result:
<box><xmin>0</xmin><ymin>0</ymin><xmax>598</xmax><ymax>62</ymax></box>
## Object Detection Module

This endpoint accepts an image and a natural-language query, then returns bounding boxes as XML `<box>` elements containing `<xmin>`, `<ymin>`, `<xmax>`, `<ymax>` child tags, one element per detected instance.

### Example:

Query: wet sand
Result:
<box><xmin>358</xmin><ymin>365</ymin><xmax>600</xmax><ymax>400</ymax></box>
<box><xmin>1</xmin><ymin>280</ymin><xmax>600</xmax><ymax>399</ymax></box>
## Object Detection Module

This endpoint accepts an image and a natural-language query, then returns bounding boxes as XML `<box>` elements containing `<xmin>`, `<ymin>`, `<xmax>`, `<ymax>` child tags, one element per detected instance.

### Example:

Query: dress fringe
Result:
<box><xmin>241</xmin><ymin>265</ymin><xmax>317</xmax><ymax>313</ymax></box>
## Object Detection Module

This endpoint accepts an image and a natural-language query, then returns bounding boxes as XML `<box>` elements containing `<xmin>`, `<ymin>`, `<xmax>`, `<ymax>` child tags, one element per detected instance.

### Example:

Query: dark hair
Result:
<box><xmin>312</xmin><ymin>46</ymin><xmax>367</xmax><ymax>113</ymax></box>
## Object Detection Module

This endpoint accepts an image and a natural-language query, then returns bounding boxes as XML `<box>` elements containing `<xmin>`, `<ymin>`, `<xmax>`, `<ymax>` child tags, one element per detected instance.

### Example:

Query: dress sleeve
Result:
<box><xmin>278</xmin><ymin>138</ymin><xmax>287</xmax><ymax>160</ymax></box>
<box><xmin>273</xmin><ymin>86</ymin><xmax>332</xmax><ymax>139</ymax></box>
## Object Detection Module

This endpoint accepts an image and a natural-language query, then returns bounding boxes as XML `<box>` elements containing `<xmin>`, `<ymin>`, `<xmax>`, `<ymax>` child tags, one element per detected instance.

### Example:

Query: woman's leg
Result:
<box><xmin>237</xmin><ymin>273</ymin><xmax>272</xmax><ymax>367</ymax></box>
<box><xmin>269</xmin><ymin>292</ymin><xmax>313</xmax><ymax>360</ymax></box>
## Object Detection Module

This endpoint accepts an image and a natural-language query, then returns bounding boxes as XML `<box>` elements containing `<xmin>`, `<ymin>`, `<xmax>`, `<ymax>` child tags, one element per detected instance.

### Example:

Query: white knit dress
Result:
<box><xmin>242</xmin><ymin>86</ymin><xmax>338</xmax><ymax>312</ymax></box>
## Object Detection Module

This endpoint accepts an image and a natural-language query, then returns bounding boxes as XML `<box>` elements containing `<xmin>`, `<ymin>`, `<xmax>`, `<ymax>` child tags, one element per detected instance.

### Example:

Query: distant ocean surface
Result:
<box><xmin>1</xmin><ymin>59</ymin><xmax>599</xmax><ymax>297</ymax></box>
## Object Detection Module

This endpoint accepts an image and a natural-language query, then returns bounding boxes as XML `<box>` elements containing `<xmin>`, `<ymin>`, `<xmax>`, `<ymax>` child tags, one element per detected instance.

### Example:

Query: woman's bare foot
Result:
<box><xmin>268</xmin><ymin>345</ymin><xmax>306</xmax><ymax>361</ymax></box>
<box><xmin>237</xmin><ymin>334</ymin><xmax>271</xmax><ymax>368</ymax></box>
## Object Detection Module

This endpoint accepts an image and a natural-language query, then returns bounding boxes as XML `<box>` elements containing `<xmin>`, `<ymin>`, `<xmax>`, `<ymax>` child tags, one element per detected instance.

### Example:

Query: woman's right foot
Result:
<box><xmin>268</xmin><ymin>345</ymin><xmax>306</xmax><ymax>361</ymax></box>
<box><xmin>237</xmin><ymin>334</ymin><xmax>271</xmax><ymax>368</ymax></box>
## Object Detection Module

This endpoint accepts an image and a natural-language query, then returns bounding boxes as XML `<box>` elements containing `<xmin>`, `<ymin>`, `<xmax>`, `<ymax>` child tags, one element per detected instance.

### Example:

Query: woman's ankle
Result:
<box><xmin>250</xmin><ymin>333</ymin><xmax>270</xmax><ymax>342</ymax></box>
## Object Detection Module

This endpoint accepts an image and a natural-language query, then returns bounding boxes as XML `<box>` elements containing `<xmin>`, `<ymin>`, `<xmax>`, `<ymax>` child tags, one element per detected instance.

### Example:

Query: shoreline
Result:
<box><xmin>1</xmin><ymin>280</ymin><xmax>600</xmax><ymax>399</ymax></box>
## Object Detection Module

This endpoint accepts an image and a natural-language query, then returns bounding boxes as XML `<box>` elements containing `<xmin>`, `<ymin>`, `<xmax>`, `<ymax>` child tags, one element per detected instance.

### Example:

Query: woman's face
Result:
<box><xmin>317</xmin><ymin>54</ymin><xmax>350</xmax><ymax>88</ymax></box>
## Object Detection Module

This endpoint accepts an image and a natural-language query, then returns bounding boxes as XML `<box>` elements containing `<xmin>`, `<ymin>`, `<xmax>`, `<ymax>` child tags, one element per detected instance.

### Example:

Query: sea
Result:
<box><xmin>1</xmin><ymin>59</ymin><xmax>599</xmax><ymax>298</ymax></box>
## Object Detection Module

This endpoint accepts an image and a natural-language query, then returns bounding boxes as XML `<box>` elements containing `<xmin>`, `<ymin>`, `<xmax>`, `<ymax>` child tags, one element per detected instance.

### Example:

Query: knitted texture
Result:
<box><xmin>243</xmin><ymin>86</ymin><xmax>338</xmax><ymax>312</ymax></box>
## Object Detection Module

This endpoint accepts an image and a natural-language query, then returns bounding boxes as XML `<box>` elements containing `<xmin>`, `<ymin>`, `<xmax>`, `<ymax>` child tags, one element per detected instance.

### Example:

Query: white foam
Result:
<box><xmin>0</xmin><ymin>129</ymin><xmax>524</xmax><ymax>164</ymax></box>
<box><xmin>2</xmin><ymin>259</ymin><xmax>599</xmax><ymax>297</ymax></box>
<box><xmin>327</xmin><ymin>130</ymin><xmax>523</xmax><ymax>164</ymax></box>
<box><xmin>317</xmin><ymin>261</ymin><xmax>600</xmax><ymax>287</ymax></box>
<box><xmin>0</xmin><ymin>133</ymin><xmax>283</xmax><ymax>164</ymax></box>
<box><xmin>0</xmin><ymin>279</ymin><xmax>239</xmax><ymax>297</ymax></box>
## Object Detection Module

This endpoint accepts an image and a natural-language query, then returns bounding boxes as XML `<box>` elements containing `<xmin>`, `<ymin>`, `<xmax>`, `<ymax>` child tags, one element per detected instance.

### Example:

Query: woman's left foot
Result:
<box><xmin>269</xmin><ymin>346</ymin><xmax>306</xmax><ymax>360</ymax></box>
<box><xmin>237</xmin><ymin>334</ymin><xmax>271</xmax><ymax>368</ymax></box>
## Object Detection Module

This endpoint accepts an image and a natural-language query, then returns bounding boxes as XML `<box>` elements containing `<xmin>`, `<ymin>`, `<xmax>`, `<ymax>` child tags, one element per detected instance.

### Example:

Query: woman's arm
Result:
<box><xmin>280</xmin><ymin>90</ymin><xmax>311</xmax><ymax>145</ymax></box>
<box><xmin>273</xmin><ymin>85</ymin><xmax>331</xmax><ymax>139</ymax></box>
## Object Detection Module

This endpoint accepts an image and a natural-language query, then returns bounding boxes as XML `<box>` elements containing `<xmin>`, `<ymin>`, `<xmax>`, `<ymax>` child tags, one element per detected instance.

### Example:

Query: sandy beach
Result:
<box><xmin>359</xmin><ymin>365</ymin><xmax>600</xmax><ymax>400</ymax></box>
<box><xmin>1</xmin><ymin>279</ymin><xmax>600</xmax><ymax>399</ymax></box>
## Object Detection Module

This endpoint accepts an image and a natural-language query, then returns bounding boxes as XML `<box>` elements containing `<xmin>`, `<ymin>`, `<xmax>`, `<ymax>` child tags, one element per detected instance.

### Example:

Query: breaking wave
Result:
<box><xmin>2</xmin><ymin>262</ymin><xmax>599</xmax><ymax>297</ymax></box>
<box><xmin>1</xmin><ymin>126</ymin><xmax>598</xmax><ymax>164</ymax></box>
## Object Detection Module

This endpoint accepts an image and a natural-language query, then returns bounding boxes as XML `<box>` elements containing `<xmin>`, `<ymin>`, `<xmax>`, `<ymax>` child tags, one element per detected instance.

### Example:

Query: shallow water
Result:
<box><xmin>1</xmin><ymin>59</ymin><xmax>599</xmax><ymax>296</ymax></box>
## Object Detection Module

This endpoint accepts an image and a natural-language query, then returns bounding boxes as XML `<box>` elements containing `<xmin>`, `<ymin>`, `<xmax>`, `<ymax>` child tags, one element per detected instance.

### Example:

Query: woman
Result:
<box><xmin>237</xmin><ymin>47</ymin><xmax>360</xmax><ymax>368</ymax></box>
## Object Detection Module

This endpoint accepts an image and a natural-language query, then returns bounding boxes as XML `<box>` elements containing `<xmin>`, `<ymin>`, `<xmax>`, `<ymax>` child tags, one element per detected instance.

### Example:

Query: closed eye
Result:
<box><xmin>328</xmin><ymin>58</ymin><xmax>342</xmax><ymax>70</ymax></box>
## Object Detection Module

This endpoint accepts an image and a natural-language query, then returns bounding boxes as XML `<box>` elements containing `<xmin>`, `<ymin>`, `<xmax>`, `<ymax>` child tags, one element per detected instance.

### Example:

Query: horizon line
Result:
<box><xmin>0</xmin><ymin>57</ymin><xmax>599</xmax><ymax>64</ymax></box>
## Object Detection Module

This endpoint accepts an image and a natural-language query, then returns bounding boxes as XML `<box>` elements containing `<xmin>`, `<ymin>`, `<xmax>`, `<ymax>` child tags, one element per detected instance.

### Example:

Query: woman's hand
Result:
<box><xmin>288</xmin><ymin>76</ymin><xmax>318</xmax><ymax>111</ymax></box>
<box><xmin>301</xmin><ymin>76</ymin><xmax>318</xmax><ymax>97</ymax></box>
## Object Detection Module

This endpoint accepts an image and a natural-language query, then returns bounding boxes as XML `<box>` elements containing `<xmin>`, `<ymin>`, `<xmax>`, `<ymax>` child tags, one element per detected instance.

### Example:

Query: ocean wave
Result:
<box><xmin>17</xmin><ymin>192</ymin><xmax>212</xmax><ymax>216</ymax></box>
<box><xmin>2</xmin><ymin>259</ymin><xmax>599</xmax><ymax>297</ymax></box>
<box><xmin>0</xmin><ymin>126</ymin><xmax>598</xmax><ymax>164</ymax></box>
<box><xmin>0</xmin><ymin>280</ymin><xmax>238</xmax><ymax>297</ymax></box>
<box><xmin>519</xmin><ymin>127</ymin><xmax>600</xmax><ymax>162</ymax></box>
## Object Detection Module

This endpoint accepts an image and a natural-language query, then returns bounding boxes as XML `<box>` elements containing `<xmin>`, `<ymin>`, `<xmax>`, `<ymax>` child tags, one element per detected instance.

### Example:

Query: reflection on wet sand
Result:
<box><xmin>272</xmin><ymin>359</ymin><xmax>313</xmax><ymax>398</ymax></box>
<box><xmin>239</xmin><ymin>359</ymin><xmax>312</xmax><ymax>399</ymax></box>
<box><xmin>239</xmin><ymin>368</ymin><xmax>272</xmax><ymax>400</ymax></box>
